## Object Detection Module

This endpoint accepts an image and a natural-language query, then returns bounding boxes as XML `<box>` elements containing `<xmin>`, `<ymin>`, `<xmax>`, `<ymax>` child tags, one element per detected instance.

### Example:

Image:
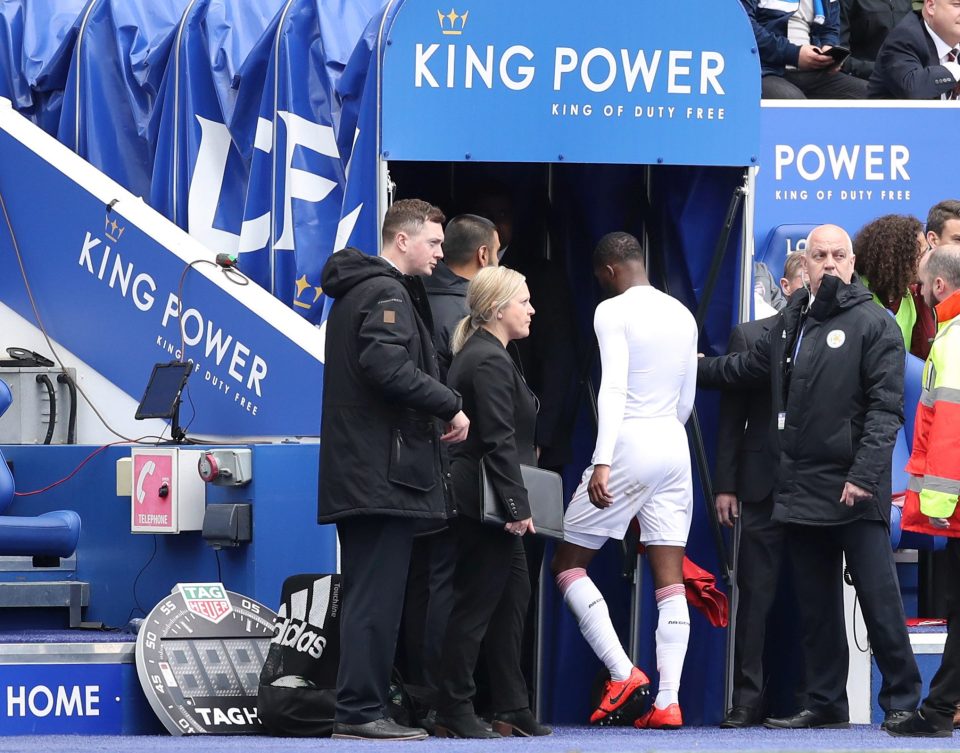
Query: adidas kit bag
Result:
<box><xmin>258</xmin><ymin>574</ymin><xmax>342</xmax><ymax>736</ymax></box>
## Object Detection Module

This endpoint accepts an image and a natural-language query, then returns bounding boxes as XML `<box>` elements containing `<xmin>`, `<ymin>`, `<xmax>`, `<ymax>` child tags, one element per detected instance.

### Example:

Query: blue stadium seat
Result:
<box><xmin>756</xmin><ymin>223</ymin><xmax>818</xmax><ymax>281</ymax></box>
<box><xmin>891</xmin><ymin>504</ymin><xmax>946</xmax><ymax>551</ymax></box>
<box><xmin>0</xmin><ymin>379</ymin><xmax>81</xmax><ymax>558</ymax></box>
<box><xmin>903</xmin><ymin>352</ymin><xmax>924</xmax><ymax>449</ymax></box>
<box><xmin>891</xmin><ymin>428</ymin><xmax>911</xmax><ymax>497</ymax></box>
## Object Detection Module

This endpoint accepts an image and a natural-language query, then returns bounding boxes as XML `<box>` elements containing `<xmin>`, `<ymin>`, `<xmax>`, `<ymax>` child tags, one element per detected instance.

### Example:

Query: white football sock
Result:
<box><xmin>558</xmin><ymin>569</ymin><xmax>633</xmax><ymax>682</ymax></box>
<box><xmin>653</xmin><ymin>587</ymin><xmax>689</xmax><ymax>708</ymax></box>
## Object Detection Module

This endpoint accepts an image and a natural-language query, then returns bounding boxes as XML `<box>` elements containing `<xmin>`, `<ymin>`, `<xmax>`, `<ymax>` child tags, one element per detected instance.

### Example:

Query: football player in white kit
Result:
<box><xmin>551</xmin><ymin>232</ymin><xmax>698</xmax><ymax>730</ymax></box>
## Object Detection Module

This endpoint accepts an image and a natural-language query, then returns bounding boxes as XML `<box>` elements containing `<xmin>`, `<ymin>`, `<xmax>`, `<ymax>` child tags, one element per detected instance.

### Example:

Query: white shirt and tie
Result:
<box><xmin>924</xmin><ymin>20</ymin><xmax>960</xmax><ymax>99</ymax></box>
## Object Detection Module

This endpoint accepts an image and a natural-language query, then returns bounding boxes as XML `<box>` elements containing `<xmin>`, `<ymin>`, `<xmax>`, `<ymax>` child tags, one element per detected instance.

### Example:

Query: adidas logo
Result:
<box><xmin>271</xmin><ymin>617</ymin><xmax>329</xmax><ymax>659</ymax></box>
<box><xmin>270</xmin><ymin>576</ymin><xmax>336</xmax><ymax>659</ymax></box>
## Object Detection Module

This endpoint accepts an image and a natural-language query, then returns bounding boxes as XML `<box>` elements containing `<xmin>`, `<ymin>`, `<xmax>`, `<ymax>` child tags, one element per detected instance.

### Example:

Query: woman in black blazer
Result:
<box><xmin>433</xmin><ymin>266</ymin><xmax>550</xmax><ymax>738</ymax></box>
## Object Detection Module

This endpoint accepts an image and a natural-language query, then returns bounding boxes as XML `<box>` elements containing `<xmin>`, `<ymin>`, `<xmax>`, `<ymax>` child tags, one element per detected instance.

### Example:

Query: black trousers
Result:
<box><xmin>335</xmin><ymin>515</ymin><xmax>416</xmax><ymax>724</ymax></box>
<box><xmin>731</xmin><ymin>497</ymin><xmax>788</xmax><ymax>710</ymax></box>
<box><xmin>921</xmin><ymin>538</ymin><xmax>960</xmax><ymax>725</ymax></box>
<box><xmin>520</xmin><ymin>533</ymin><xmax>545</xmax><ymax>707</ymax></box>
<box><xmin>788</xmin><ymin>519</ymin><xmax>921</xmax><ymax>716</ymax></box>
<box><xmin>399</xmin><ymin>526</ymin><xmax>458</xmax><ymax>695</ymax></box>
<box><xmin>435</xmin><ymin>516</ymin><xmax>531</xmax><ymax>717</ymax></box>
<box><xmin>762</xmin><ymin>70</ymin><xmax>867</xmax><ymax>99</ymax></box>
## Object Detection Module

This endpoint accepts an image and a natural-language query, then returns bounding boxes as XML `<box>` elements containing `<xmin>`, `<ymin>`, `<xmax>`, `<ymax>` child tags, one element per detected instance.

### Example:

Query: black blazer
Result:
<box><xmin>713</xmin><ymin>317</ymin><xmax>778</xmax><ymax>504</ymax></box>
<box><xmin>446</xmin><ymin>328</ymin><xmax>538</xmax><ymax>522</ymax></box>
<box><xmin>868</xmin><ymin>10</ymin><xmax>960</xmax><ymax>98</ymax></box>
<box><xmin>840</xmin><ymin>0</ymin><xmax>913</xmax><ymax>80</ymax></box>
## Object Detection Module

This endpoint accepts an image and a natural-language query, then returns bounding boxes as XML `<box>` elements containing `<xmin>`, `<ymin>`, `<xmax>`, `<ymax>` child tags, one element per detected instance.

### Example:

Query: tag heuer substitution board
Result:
<box><xmin>135</xmin><ymin>583</ymin><xmax>277</xmax><ymax>735</ymax></box>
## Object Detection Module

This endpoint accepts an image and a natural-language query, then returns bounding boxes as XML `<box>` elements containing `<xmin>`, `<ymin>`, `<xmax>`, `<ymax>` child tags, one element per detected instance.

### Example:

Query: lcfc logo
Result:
<box><xmin>437</xmin><ymin>8</ymin><xmax>468</xmax><ymax>35</ymax></box>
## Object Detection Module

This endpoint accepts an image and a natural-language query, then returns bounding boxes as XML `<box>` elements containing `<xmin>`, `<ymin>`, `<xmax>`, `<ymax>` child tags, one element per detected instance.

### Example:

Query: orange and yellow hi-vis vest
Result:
<box><xmin>902</xmin><ymin>289</ymin><xmax>960</xmax><ymax>538</ymax></box>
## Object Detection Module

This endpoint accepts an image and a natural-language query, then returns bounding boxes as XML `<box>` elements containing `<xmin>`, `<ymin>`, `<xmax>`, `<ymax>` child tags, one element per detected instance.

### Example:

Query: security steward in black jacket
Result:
<box><xmin>318</xmin><ymin>199</ymin><xmax>469</xmax><ymax>741</ymax></box>
<box><xmin>699</xmin><ymin>224</ymin><xmax>921</xmax><ymax>730</ymax></box>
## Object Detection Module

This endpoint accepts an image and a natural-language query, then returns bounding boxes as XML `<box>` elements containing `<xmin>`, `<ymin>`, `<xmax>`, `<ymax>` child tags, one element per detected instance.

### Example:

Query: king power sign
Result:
<box><xmin>382</xmin><ymin>1</ymin><xmax>760</xmax><ymax>166</ymax></box>
<box><xmin>754</xmin><ymin>104</ymin><xmax>955</xmax><ymax>258</ymax></box>
<box><xmin>0</xmin><ymin>104</ymin><xmax>325</xmax><ymax>437</ymax></box>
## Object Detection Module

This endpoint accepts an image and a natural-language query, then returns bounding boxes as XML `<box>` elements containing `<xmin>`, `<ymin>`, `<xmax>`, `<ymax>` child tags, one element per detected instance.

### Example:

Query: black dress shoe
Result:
<box><xmin>720</xmin><ymin>706</ymin><xmax>761</xmax><ymax>729</ymax></box>
<box><xmin>332</xmin><ymin>718</ymin><xmax>428</xmax><ymax>740</ymax></box>
<box><xmin>492</xmin><ymin>708</ymin><xmax>552</xmax><ymax>737</ymax></box>
<box><xmin>885</xmin><ymin>709</ymin><xmax>953</xmax><ymax>738</ymax></box>
<box><xmin>434</xmin><ymin>713</ymin><xmax>501</xmax><ymax>738</ymax></box>
<box><xmin>417</xmin><ymin>710</ymin><xmax>437</xmax><ymax>735</ymax></box>
<box><xmin>764</xmin><ymin>709</ymin><xmax>849</xmax><ymax>729</ymax></box>
<box><xmin>881</xmin><ymin>709</ymin><xmax>913</xmax><ymax>730</ymax></box>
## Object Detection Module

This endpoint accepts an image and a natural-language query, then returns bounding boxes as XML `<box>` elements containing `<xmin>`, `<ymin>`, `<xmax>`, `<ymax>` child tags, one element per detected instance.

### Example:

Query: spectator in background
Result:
<box><xmin>853</xmin><ymin>214</ymin><xmax>935</xmax><ymax>359</ymax></box>
<box><xmin>754</xmin><ymin>260</ymin><xmax>788</xmax><ymax>315</ymax></box>
<box><xmin>741</xmin><ymin>0</ymin><xmax>869</xmax><ymax>98</ymax></box>
<box><xmin>840</xmin><ymin>0</ymin><xmax>913</xmax><ymax>79</ymax></box>
<box><xmin>926</xmin><ymin>200</ymin><xmax>960</xmax><ymax>249</ymax></box>
<box><xmin>868</xmin><ymin>0</ymin><xmax>960</xmax><ymax>98</ymax></box>
<box><xmin>716</xmin><ymin>252</ymin><xmax>807</xmax><ymax>729</ymax></box>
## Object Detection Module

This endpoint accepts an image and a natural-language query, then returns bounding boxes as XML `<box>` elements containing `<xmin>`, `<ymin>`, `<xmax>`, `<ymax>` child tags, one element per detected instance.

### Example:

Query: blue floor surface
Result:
<box><xmin>0</xmin><ymin>726</ymin><xmax>954</xmax><ymax>753</ymax></box>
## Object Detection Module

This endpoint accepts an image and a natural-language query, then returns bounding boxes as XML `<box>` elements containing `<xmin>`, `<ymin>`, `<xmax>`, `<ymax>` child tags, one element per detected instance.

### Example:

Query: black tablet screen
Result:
<box><xmin>136</xmin><ymin>362</ymin><xmax>192</xmax><ymax>419</ymax></box>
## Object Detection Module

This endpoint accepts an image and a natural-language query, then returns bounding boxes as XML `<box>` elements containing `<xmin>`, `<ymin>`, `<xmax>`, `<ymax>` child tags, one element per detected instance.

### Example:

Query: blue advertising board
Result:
<box><xmin>381</xmin><ymin>0</ymin><xmax>760</xmax><ymax>166</ymax></box>
<box><xmin>0</xmin><ymin>663</ymin><xmax>125</xmax><ymax>734</ymax></box>
<box><xmin>0</xmin><ymin>105</ymin><xmax>325</xmax><ymax>437</ymax></box>
<box><xmin>755</xmin><ymin>102</ymin><xmax>956</xmax><ymax>258</ymax></box>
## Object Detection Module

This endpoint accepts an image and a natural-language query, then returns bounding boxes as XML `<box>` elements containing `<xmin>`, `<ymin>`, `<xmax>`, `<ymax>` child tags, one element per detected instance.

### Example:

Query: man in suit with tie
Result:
<box><xmin>868</xmin><ymin>0</ymin><xmax>960</xmax><ymax>98</ymax></box>
<box><xmin>716</xmin><ymin>253</ymin><xmax>806</xmax><ymax>728</ymax></box>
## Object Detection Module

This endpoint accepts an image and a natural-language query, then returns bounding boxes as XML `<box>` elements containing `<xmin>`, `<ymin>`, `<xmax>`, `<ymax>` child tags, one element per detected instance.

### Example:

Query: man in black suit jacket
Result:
<box><xmin>399</xmin><ymin>213</ymin><xmax>499</xmax><ymax>720</ymax></box>
<box><xmin>868</xmin><ymin>2</ymin><xmax>960</xmax><ymax>98</ymax></box>
<box><xmin>717</xmin><ymin>254</ymin><xmax>805</xmax><ymax>728</ymax></box>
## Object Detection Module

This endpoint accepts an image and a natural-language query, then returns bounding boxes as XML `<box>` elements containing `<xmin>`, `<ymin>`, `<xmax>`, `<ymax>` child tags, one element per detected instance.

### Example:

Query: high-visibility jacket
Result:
<box><xmin>903</xmin><ymin>289</ymin><xmax>960</xmax><ymax>538</ymax></box>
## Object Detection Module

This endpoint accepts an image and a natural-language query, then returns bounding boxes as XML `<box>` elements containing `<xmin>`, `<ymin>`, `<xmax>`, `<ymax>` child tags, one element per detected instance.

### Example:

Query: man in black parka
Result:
<box><xmin>319</xmin><ymin>199</ymin><xmax>469</xmax><ymax>741</ymax></box>
<box><xmin>699</xmin><ymin>224</ymin><xmax>921</xmax><ymax>729</ymax></box>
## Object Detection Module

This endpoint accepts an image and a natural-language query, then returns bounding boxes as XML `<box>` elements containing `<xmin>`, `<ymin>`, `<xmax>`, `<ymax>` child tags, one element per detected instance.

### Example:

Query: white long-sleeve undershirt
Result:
<box><xmin>591</xmin><ymin>285</ymin><xmax>698</xmax><ymax>466</ymax></box>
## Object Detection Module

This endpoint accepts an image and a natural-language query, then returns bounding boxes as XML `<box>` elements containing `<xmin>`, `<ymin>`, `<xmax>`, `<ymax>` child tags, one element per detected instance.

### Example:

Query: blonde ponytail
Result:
<box><xmin>451</xmin><ymin>315</ymin><xmax>476</xmax><ymax>355</ymax></box>
<box><xmin>451</xmin><ymin>266</ymin><xmax>526</xmax><ymax>355</ymax></box>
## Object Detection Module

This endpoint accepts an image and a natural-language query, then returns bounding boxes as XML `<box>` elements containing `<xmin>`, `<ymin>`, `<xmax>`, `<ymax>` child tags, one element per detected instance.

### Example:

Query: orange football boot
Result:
<box><xmin>590</xmin><ymin>667</ymin><xmax>651</xmax><ymax>725</ymax></box>
<box><xmin>635</xmin><ymin>703</ymin><xmax>683</xmax><ymax>730</ymax></box>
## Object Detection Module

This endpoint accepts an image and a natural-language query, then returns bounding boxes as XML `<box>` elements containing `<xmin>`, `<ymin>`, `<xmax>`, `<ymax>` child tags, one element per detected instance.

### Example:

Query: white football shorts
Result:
<box><xmin>563</xmin><ymin>417</ymin><xmax>693</xmax><ymax>550</ymax></box>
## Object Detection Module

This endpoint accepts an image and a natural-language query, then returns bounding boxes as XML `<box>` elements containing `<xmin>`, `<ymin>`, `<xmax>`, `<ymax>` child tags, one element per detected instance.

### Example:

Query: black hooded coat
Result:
<box><xmin>317</xmin><ymin>248</ymin><xmax>461</xmax><ymax>523</ymax></box>
<box><xmin>699</xmin><ymin>274</ymin><xmax>905</xmax><ymax>525</ymax></box>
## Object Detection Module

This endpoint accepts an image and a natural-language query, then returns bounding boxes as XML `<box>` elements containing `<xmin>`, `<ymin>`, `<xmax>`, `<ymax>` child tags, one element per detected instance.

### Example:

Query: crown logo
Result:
<box><xmin>437</xmin><ymin>8</ymin><xmax>468</xmax><ymax>35</ymax></box>
<box><xmin>105</xmin><ymin>215</ymin><xmax>125</xmax><ymax>243</ymax></box>
<box><xmin>294</xmin><ymin>274</ymin><xmax>323</xmax><ymax>309</ymax></box>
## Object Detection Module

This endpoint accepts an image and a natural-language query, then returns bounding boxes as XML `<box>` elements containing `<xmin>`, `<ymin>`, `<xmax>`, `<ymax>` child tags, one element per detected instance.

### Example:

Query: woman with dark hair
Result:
<box><xmin>853</xmin><ymin>214</ymin><xmax>935</xmax><ymax>359</ymax></box>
